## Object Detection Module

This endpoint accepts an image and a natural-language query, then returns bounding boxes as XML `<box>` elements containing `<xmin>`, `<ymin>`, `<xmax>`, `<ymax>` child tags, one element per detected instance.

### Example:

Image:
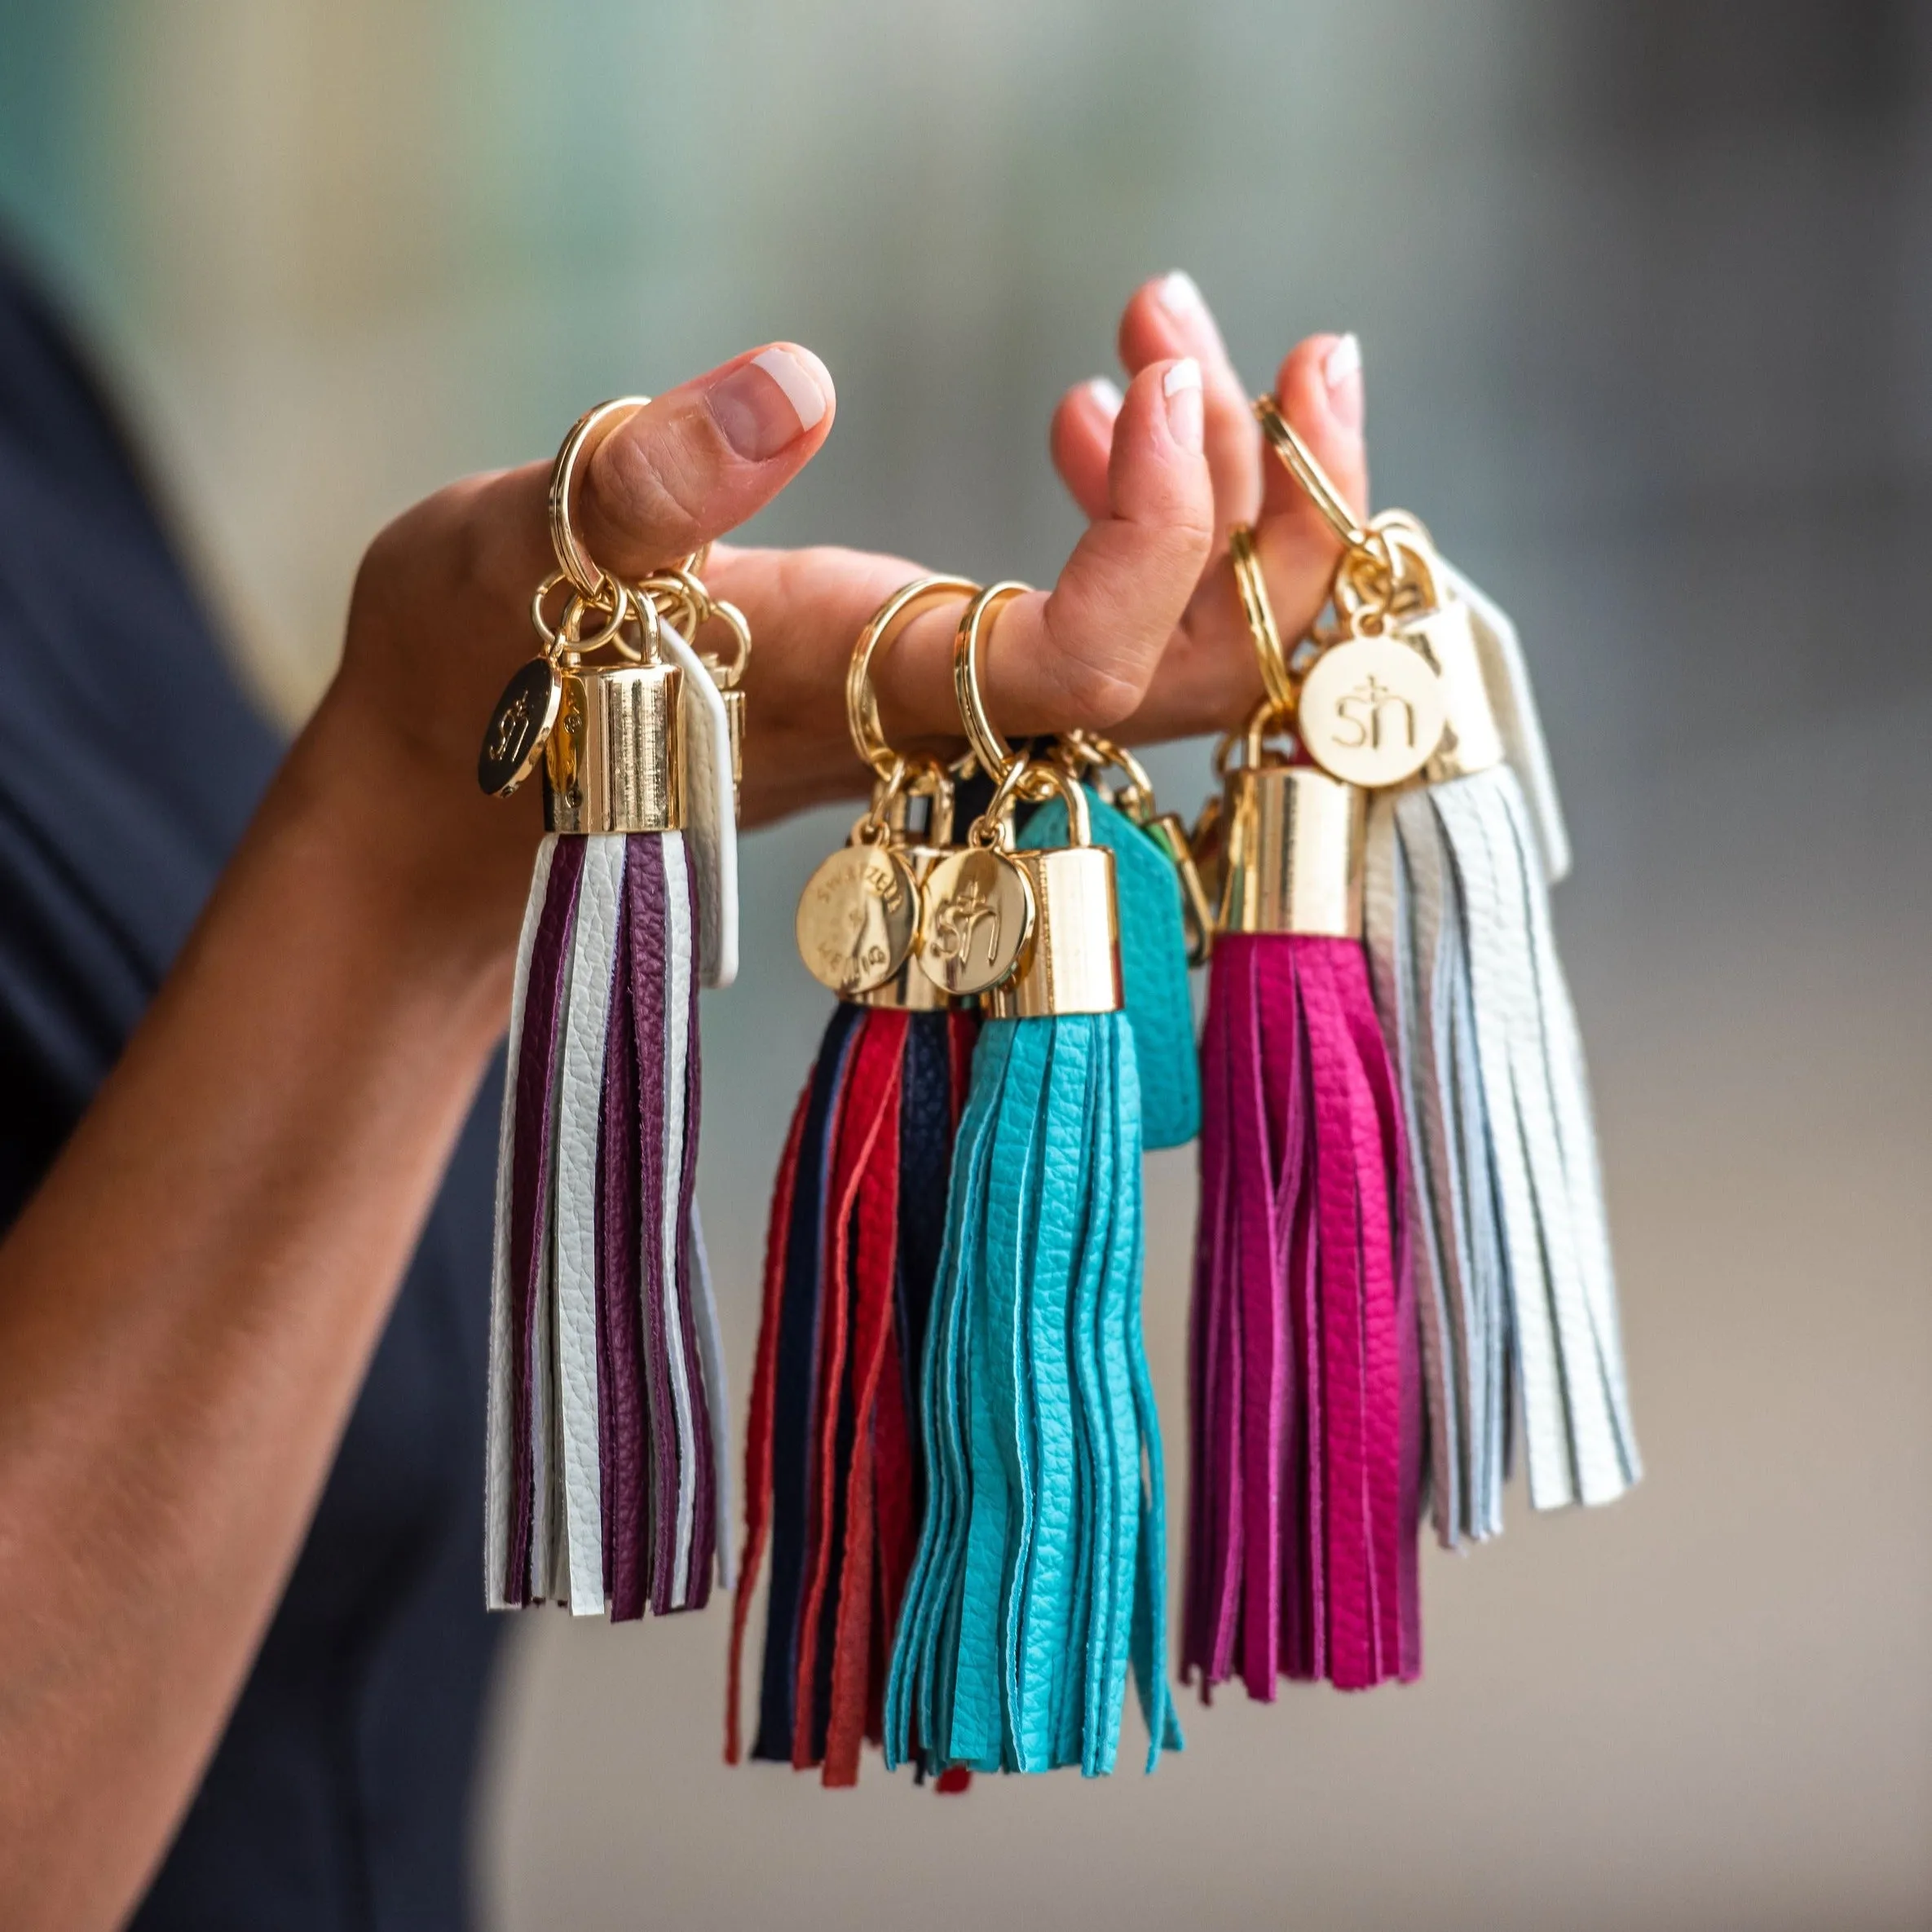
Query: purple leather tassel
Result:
<box><xmin>487</xmin><ymin>830</ymin><xmax>726</xmax><ymax>1618</ymax></box>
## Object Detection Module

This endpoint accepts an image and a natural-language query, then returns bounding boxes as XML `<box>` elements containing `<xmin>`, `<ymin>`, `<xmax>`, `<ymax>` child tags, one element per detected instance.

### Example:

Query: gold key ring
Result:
<box><xmin>952</xmin><ymin>580</ymin><xmax>1032</xmax><ymax>782</ymax></box>
<box><xmin>549</xmin><ymin>396</ymin><xmax>712</xmax><ymax>604</ymax></box>
<box><xmin>1228</xmin><ymin>523</ymin><xmax>1296</xmax><ymax>717</ymax></box>
<box><xmin>846</xmin><ymin>574</ymin><xmax>980</xmax><ymax>783</ymax></box>
<box><xmin>549</xmin><ymin>398</ymin><xmax>646</xmax><ymax>598</ymax></box>
<box><xmin>1253</xmin><ymin>395</ymin><xmax>1362</xmax><ymax>549</ymax></box>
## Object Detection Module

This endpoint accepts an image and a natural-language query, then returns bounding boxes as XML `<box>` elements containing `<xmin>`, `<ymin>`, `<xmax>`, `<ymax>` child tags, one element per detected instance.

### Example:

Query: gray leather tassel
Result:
<box><xmin>1366</xmin><ymin>573</ymin><xmax>1639</xmax><ymax>1546</ymax></box>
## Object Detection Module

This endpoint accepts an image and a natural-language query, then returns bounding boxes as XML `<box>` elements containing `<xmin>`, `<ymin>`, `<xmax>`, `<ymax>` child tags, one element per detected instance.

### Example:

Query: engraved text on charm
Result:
<box><xmin>795</xmin><ymin>844</ymin><xmax>920</xmax><ymax>997</ymax></box>
<box><xmin>915</xmin><ymin>848</ymin><xmax>1034</xmax><ymax>998</ymax></box>
<box><xmin>479</xmin><ymin>657</ymin><xmax>563</xmax><ymax>796</ymax></box>
<box><xmin>1296</xmin><ymin>633</ymin><xmax>1447</xmax><ymax>788</ymax></box>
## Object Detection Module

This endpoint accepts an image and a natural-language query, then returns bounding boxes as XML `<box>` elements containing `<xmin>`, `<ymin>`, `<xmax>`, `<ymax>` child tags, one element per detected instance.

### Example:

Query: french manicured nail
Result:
<box><xmin>1323</xmin><ymin>332</ymin><xmax>1364</xmax><ymax>431</ymax></box>
<box><xmin>1086</xmin><ymin>375</ymin><xmax>1124</xmax><ymax>414</ymax></box>
<box><xmin>1157</xmin><ymin>270</ymin><xmax>1206</xmax><ymax>319</ymax></box>
<box><xmin>1163</xmin><ymin>357</ymin><xmax>1205</xmax><ymax>452</ymax></box>
<box><xmin>1157</xmin><ymin>269</ymin><xmax>1228</xmax><ymax>353</ymax></box>
<box><xmin>710</xmin><ymin>345</ymin><xmax>830</xmax><ymax>459</ymax></box>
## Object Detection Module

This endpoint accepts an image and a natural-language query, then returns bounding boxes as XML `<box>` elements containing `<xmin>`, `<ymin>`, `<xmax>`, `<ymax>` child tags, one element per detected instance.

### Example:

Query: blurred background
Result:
<box><xmin>4</xmin><ymin>1</ymin><xmax>1930</xmax><ymax>1926</ymax></box>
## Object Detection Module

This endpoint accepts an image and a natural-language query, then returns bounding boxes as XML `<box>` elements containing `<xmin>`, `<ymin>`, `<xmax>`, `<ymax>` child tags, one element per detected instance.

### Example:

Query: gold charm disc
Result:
<box><xmin>915</xmin><ymin>848</ymin><xmax>1034</xmax><ymax>998</ymax></box>
<box><xmin>1295</xmin><ymin>634</ymin><xmax>1447</xmax><ymax>788</ymax></box>
<box><xmin>479</xmin><ymin>658</ymin><xmax>563</xmax><ymax>796</ymax></box>
<box><xmin>795</xmin><ymin>844</ymin><xmax>920</xmax><ymax>996</ymax></box>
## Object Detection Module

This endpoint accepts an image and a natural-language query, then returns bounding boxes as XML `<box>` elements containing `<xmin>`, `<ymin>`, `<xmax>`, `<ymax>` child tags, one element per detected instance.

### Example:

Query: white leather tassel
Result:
<box><xmin>1370</xmin><ymin>765</ymin><xmax>1638</xmax><ymax>1543</ymax></box>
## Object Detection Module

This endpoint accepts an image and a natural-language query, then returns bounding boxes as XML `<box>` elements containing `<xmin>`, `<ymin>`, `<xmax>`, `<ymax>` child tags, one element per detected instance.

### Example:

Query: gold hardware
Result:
<box><xmin>545</xmin><ymin>639</ymin><xmax>685</xmax><ymax>836</ymax></box>
<box><xmin>1058</xmin><ymin>730</ymin><xmax>1215</xmax><ymax>967</ymax></box>
<box><xmin>915</xmin><ymin>843</ymin><xmax>1034</xmax><ymax>998</ymax></box>
<box><xmin>1216</xmin><ymin>704</ymin><xmax>1363</xmax><ymax>937</ymax></box>
<box><xmin>952</xmin><ymin>580</ymin><xmax>1033</xmax><ymax>781</ymax></box>
<box><xmin>1295</xmin><ymin>632</ymin><xmax>1446</xmax><ymax>787</ymax></box>
<box><xmin>1228</xmin><ymin>524</ymin><xmax>1296</xmax><ymax>716</ymax></box>
<box><xmin>796</xmin><ymin>841</ymin><xmax>921</xmax><ymax>997</ymax></box>
<box><xmin>970</xmin><ymin>760</ymin><xmax>1123</xmax><ymax>1019</ymax></box>
<box><xmin>479</xmin><ymin>657</ymin><xmax>563</xmax><ymax>796</ymax></box>
<box><xmin>549</xmin><ymin>398</ymin><xmax>648</xmax><ymax>598</ymax></box>
<box><xmin>1189</xmin><ymin>793</ymin><xmax>1226</xmax><ymax>941</ymax></box>
<box><xmin>848</xmin><ymin>575</ymin><xmax>981</xmax><ymax>783</ymax></box>
<box><xmin>1253</xmin><ymin>396</ymin><xmax>1365</xmax><ymax>550</ymax></box>
<box><xmin>801</xmin><ymin>578</ymin><xmax>986</xmax><ymax>1005</ymax></box>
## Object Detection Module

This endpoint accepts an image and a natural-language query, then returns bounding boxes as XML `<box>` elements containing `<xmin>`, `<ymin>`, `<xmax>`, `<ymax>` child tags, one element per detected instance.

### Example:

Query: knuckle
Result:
<box><xmin>589</xmin><ymin>423</ymin><xmax>715</xmax><ymax>561</ymax></box>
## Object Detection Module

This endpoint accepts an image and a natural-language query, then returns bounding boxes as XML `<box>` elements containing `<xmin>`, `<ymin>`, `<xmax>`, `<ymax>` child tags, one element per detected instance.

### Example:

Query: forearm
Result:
<box><xmin>0</xmin><ymin>699</ymin><xmax>522</xmax><ymax>1929</ymax></box>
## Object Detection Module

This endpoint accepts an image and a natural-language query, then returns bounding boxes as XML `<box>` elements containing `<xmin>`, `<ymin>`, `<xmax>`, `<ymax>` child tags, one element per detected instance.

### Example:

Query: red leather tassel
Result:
<box><xmin>730</xmin><ymin>1003</ymin><xmax>977</xmax><ymax>1784</ymax></box>
<box><xmin>795</xmin><ymin>1010</ymin><xmax>902</xmax><ymax>1776</ymax></box>
<box><xmin>725</xmin><ymin>1092</ymin><xmax>806</xmax><ymax>1766</ymax></box>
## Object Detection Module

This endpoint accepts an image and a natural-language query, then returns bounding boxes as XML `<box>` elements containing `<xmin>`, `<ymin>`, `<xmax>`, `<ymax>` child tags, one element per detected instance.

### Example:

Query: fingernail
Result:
<box><xmin>1086</xmin><ymin>375</ymin><xmax>1124</xmax><ymax>414</ymax></box>
<box><xmin>1162</xmin><ymin>357</ymin><xmax>1204</xmax><ymax>452</ymax></box>
<box><xmin>1157</xmin><ymin>270</ymin><xmax>1206</xmax><ymax>319</ymax></box>
<box><xmin>1323</xmin><ymin>333</ymin><xmax>1364</xmax><ymax>431</ymax></box>
<box><xmin>710</xmin><ymin>345</ymin><xmax>829</xmax><ymax>459</ymax></box>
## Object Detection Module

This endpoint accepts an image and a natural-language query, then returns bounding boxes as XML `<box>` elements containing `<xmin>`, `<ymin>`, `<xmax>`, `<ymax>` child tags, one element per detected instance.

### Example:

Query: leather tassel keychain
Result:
<box><xmin>1184</xmin><ymin>542</ymin><xmax>1420</xmax><ymax>1698</ymax></box>
<box><xmin>728</xmin><ymin>578</ymin><xmax>981</xmax><ymax>1787</ymax></box>
<box><xmin>478</xmin><ymin>399</ymin><xmax>739</xmax><ymax>1619</ymax></box>
<box><xmin>885</xmin><ymin>586</ymin><xmax>1181</xmax><ymax>1779</ymax></box>
<box><xmin>1258</xmin><ymin>401</ymin><xmax>1638</xmax><ymax>1548</ymax></box>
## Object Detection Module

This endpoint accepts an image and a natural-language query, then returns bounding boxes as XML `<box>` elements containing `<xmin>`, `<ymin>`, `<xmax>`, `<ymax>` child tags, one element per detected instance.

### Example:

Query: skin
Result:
<box><xmin>0</xmin><ymin>277</ymin><xmax>1364</xmax><ymax>1928</ymax></box>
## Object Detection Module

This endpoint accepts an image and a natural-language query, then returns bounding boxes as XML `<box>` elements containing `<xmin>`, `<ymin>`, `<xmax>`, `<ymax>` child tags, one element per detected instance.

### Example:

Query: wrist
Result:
<box><xmin>267</xmin><ymin>686</ymin><xmax>536</xmax><ymax>1034</ymax></box>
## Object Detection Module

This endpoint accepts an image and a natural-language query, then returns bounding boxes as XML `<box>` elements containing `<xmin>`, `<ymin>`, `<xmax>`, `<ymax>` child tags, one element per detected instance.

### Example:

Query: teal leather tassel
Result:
<box><xmin>884</xmin><ymin>1010</ymin><xmax>1181</xmax><ymax>1776</ymax></box>
<box><xmin>1020</xmin><ymin>786</ymin><xmax>1200</xmax><ymax>1149</ymax></box>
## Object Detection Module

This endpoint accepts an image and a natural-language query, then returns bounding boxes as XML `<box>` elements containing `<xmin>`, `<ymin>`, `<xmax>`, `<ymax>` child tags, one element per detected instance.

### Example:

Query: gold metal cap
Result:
<box><xmin>981</xmin><ymin>844</ymin><xmax>1123</xmax><ymax>1019</ymax></box>
<box><xmin>545</xmin><ymin>661</ymin><xmax>684</xmax><ymax>835</ymax></box>
<box><xmin>1220</xmin><ymin>763</ymin><xmax>1364</xmax><ymax>937</ymax></box>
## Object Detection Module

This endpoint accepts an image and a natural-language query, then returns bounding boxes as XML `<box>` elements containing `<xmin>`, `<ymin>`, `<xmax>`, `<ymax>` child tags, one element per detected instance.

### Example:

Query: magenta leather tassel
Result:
<box><xmin>1186</xmin><ymin>932</ymin><xmax>1421</xmax><ymax>1695</ymax></box>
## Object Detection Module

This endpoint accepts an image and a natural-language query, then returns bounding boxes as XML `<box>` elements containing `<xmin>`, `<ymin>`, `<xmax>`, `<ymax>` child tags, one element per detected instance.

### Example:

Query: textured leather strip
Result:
<box><xmin>726</xmin><ymin>1085</ymin><xmax>808</xmax><ymax>1762</ymax></box>
<box><xmin>753</xmin><ymin>1003</ymin><xmax>861</xmax><ymax>1761</ymax></box>
<box><xmin>657</xmin><ymin>620</ymin><xmax>739</xmax><ymax>987</ymax></box>
<box><xmin>553</xmin><ymin>835</ymin><xmax>626</xmax><ymax>1615</ymax></box>
<box><xmin>793</xmin><ymin>1011</ymin><xmax>899</xmax><ymax>1764</ymax></box>
<box><xmin>487</xmin><ymin>836</ymin><xmax>556</xmax><ymax>1610</ymax></box>
<box><xmin>505</xmin><ymin>835</ymin><xmax>584</xmax><ymax>1604</ymax></box>
<box><xmin>625</xmin><ymin>832</ymin><xmax>678</xmax><ymax>1612</ymax></box>
<box><xmin>1440</xmin><ymin>562</ymin><xmax>1571</xmax><ymax>884</ymax></box>
<box><xmin>658</xmin><ymin>833</ymin><xmax>703</xmax><ymax>1607</ymax></box>
<box><xmin>822</xmin><ymin>1012</ymin><xmax>908</xmax><ymax>1783</ymax></box>
<box><xmin>598</xmin><ymin>849</ymin><xmax>651</xmax><ymax>1621</ymax></box>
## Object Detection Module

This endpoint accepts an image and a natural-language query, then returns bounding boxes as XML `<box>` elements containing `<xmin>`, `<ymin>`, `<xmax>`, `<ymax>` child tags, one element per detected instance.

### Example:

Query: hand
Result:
<box><xmin>311</xmin><ymin>335</ymin><xmax>1220</xmax><ymax>958</ymax></box>
<box><xmin>700</xmin><ymin>284</ymin><xmax>1367</xmax><ymax>811</ymax></box>
<box><xmin>1043</xmin><ymin>271</ymin><xmax>1370</xmax><ymax>742</ymax></box>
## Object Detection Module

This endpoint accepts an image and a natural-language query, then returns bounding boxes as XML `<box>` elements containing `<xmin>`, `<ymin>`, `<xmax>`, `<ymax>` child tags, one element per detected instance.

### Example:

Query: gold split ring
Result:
<box><xmin>952</xmin><ymin>580</ymin><xmax>1032</xmax><ymax>781</ymax></box>
<box><xmin>1228</xmin><ymin>524</ymin><xmax>1296</xmax><ymax>717</ymax></box>
<box><xmin>846</xmin><ymin>574</ymin><xmax>980</xmax><ymax>783</ymax></box>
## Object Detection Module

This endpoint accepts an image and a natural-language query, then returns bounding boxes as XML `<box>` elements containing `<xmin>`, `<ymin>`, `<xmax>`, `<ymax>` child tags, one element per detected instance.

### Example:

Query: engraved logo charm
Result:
<box><xmin>795</xmin><ymin>844</ymin><xmax>920</xmax><ymax>997</ymax></box>
<box><xmin>915</xmin><ymin>848</ymin><xmax>1034</xmax><ymax>998</ymax></box>
<box><xmin>1296</xmin><ymin>633</ymin><xmax>1446</xmax><ymax>789</ymax></box>
<box><xmin>478</xmin><ymin>658</ymin><xmax>563</xmax><ymax>796</ymax></box>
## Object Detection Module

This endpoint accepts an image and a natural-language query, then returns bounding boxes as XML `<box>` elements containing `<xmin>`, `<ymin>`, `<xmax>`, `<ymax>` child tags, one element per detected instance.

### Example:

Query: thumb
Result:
<box><xmin>576</xmin><ymin>343</ymin><xmax>836</xmax><ymax>574</ymax></box>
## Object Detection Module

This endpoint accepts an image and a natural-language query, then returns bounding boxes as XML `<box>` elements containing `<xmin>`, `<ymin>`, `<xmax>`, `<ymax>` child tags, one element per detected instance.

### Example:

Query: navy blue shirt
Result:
<box><xmin>0</xmin><ymin>250</ymin><xmax>501</xmax><ymax>1930</ymax></box>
